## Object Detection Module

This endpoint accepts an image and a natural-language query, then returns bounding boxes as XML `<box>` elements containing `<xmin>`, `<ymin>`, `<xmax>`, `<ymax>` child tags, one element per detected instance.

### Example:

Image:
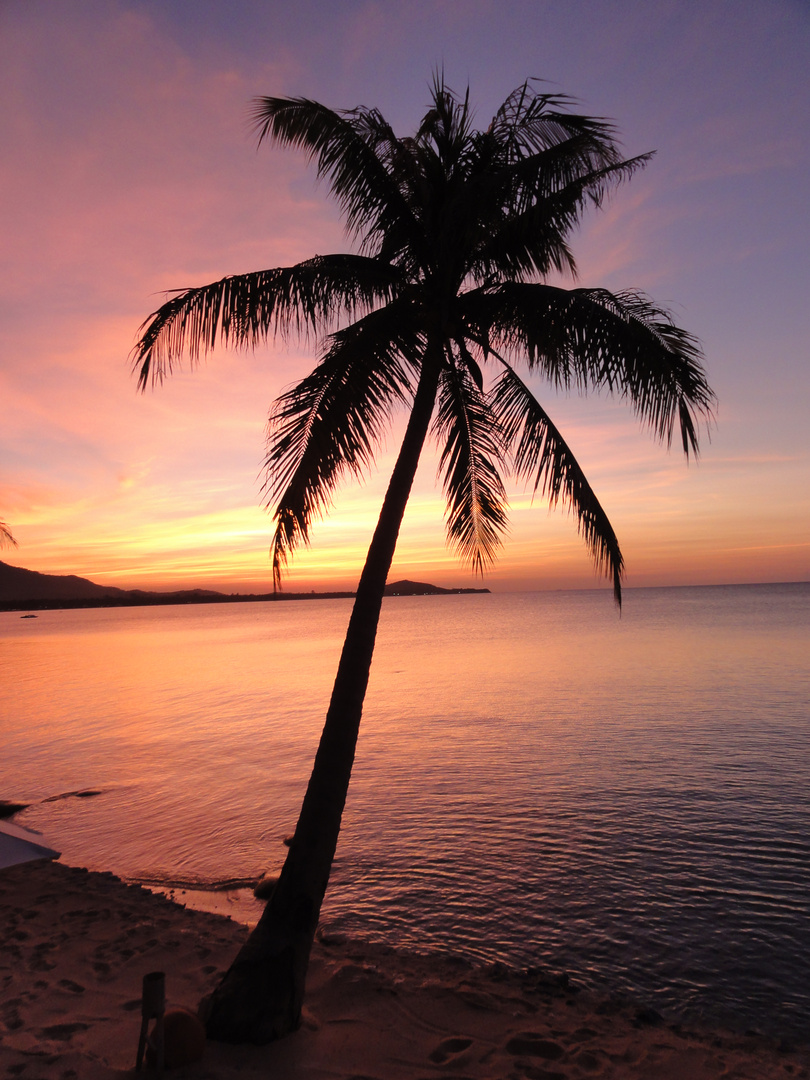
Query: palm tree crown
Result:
<box><xmin>135</xmin><ymin>78</ymin><xmax>713</xmax><ymax>605</ymax></box>
<box><xmin>133</xmin><ymin>79</ymin><xmax>714</xmax><ymax>1043</ymax></box>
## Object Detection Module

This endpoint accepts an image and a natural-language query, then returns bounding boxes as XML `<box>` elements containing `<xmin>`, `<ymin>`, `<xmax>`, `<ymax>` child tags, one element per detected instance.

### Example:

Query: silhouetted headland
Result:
<box><xmin>0</xmin><ymin>561</ymin><xmax>489</xmax><ymax>612</ymax></box>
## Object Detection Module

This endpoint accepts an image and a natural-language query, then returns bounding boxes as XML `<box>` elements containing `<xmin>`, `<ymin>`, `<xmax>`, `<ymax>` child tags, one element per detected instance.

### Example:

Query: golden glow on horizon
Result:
<box><xmin>7</xmin><ymin>456</ymin><xmax>808</xmax><ymax>594</ymax></box>
<box><xmin>5</xmin><ymin>363</ymin><xmax>808</xmax><ymax>592</ymax></box>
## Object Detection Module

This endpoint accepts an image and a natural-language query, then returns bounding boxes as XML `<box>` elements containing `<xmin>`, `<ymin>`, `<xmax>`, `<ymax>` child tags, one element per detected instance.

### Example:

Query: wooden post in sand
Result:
<box><xmin>136</xmin><ymin>970</ymin><xmax>165</xmax><ymax>1076</ymax></box>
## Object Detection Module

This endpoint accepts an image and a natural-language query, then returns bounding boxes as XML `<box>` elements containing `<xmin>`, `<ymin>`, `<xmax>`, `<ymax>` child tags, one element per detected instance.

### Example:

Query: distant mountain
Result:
<box><xmin>0</xmin><ymin>561</ymin><xmax>224</xmax><ymax>609</ymax></box>
<box><xmin>384</xmin><ymin>579</ymin><xmax>488</xmax><ymax>596</ymax></box>
<box><xmin>0</xmin><ymin>561</ymin><xmax>127</xmax><ymax>603</ymax></box>
<box><xmin>0</xmin><ymin>562</ymin><xmax>488</xmax><ymax>611</ymax></box>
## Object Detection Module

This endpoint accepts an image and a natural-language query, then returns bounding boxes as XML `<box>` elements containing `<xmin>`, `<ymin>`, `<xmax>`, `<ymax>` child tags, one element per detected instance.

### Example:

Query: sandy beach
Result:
<box><xmin>0</xmin><ymin>860</ymin><xmax>806</xmax><ymax>1078</ymax></box>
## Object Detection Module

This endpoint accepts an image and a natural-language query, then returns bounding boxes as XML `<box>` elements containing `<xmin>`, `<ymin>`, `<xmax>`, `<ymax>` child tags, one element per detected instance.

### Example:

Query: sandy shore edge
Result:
<box><xmin>1</xmin><ymin>859</ymin><xmax>806</xmax><ymax>1079</ymax></box>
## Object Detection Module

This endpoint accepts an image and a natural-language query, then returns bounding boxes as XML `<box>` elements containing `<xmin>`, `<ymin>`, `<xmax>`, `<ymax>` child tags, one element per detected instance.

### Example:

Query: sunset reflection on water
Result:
<box><xmin>2</xmin><ymin>583</ymin><xmax>809</xmax><ymax>1036</ymax></box>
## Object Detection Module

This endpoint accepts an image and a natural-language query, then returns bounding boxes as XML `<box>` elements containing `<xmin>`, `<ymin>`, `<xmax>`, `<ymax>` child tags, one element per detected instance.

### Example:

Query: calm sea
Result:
<box><xmin>2</xmin><ymin>583</ymin><xmax>808</xmax><ymax>1038</ymax></box>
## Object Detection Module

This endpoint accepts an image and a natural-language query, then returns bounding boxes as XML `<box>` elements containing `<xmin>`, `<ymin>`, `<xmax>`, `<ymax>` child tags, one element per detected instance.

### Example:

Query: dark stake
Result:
<box><xmin>136</xmin><ymin>970</ymin><xmax>165</xmax><ymax>1076</ymax></box>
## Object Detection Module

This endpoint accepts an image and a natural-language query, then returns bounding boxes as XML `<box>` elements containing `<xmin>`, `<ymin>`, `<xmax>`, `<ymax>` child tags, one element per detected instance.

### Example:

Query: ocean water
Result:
<box><xmin>1</xmin><ymin>583</ymin><xmax>808</xmax><ymax>1039</ymax></box>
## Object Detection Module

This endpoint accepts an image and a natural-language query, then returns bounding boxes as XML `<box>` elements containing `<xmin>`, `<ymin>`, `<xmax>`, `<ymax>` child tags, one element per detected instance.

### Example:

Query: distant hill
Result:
<box><xmin>0</xmin><ymin>561</ymin><xmax>227</xmax><ymax>609</ymax></box>
<box><xmin>0</xmin><ymin>562</ymin><xmax>488</xmax><ymax>611</ymax></box>
<box><xmin>0</xmin><ymin>561</ymin><xmax>128</xmax><ymax>603</ymax></box>
<box><xmin>384</xmin><ymin>579</ymin><xmax>488</xmax><ymax>596</ymax></box>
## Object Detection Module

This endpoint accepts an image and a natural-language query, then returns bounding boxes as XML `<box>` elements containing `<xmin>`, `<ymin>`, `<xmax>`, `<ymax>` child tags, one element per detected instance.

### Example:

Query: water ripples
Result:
<box><xmin>2</xmin><ymin>583</ymin><xmax>809</xmax><ymax>1038</ymax></box>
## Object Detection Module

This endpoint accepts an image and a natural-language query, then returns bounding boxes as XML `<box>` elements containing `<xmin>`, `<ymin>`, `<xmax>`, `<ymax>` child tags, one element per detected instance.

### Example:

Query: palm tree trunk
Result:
<box><xmin>203</xmin><ymin>355</ymin><xmax>443</xmax><ymax>1043</ymax></box>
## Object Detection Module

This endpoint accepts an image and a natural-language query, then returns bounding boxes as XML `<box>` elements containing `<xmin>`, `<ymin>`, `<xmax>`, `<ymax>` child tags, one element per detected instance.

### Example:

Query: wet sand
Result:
<box><xmin>0</xmin><ymin>860</ymin><xmax>806</xmax><ymax>1078</ymax></box>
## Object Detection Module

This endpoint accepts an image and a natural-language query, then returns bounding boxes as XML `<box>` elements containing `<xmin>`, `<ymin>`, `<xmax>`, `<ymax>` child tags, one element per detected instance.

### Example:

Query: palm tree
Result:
<box><xmin>133</xmin><ymin>77</ymin><xmax>714</xmax><ymax>1043</ymax></box>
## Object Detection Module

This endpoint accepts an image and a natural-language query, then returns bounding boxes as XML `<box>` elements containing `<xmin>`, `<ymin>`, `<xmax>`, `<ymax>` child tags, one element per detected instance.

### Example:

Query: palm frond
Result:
<box><xmin>480</xmin><ymin>129</ymin><xmax>650</xmax><ymax>215</ymax></box>
<box><xmin>0</xmin><ymin>521</ymin><xmax>17</xmax><ymax>548</ymax></box>
<box><xmin>133</xmin><ymin>256</ymin><xmax>400</xmax><ymax>389</ymax></box>
<box><xmin>491</xmin><ymin>364</ymin><xmax>624</xmax><ymax>604</ymax></box>
<box><xmin>416</xmin><ymin>75</ymin><xmax>473</xmax><ymax>162</ymax></box>
<box><xmin>251</xmin><ymin>97</ymin><xmax>422</xmax><ymax>257</ymax></box>
<box><xmin>464</xmin><ymin>283</ymin><xmax>714</xmax><ymax>458</ymax></box>
<box><xmin>489</xmin><ymin>81</ymin><xmax>622</xmax><ymax>163</ymax></box>
<box><xmin>466</xmin><ymin>151</ymin><xmax>653</xmax><ymax>283</ymax></box>
<box><xmin>434</xmin><ymin>357</ymin><xmax>509</xmax><ymax>574</ymax></box>
<box><xmin>266</xmin><ymin>302</ymin><xmax>418</xmax><ymax>585</ymax></box>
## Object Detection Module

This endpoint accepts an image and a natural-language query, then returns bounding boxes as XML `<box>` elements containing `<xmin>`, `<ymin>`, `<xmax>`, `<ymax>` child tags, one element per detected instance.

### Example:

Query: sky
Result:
<box><xmin>1</xmin><ymin>0</ymin><xmax>808</xmax><ymax>594</ymax></box>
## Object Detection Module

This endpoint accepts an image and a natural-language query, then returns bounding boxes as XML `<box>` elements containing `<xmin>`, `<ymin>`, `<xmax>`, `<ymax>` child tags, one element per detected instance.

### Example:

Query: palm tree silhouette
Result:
<box><xmin>134</xmin><ymin>78</ymin><xmax>714</xmax><ymax>1042</ymax></box>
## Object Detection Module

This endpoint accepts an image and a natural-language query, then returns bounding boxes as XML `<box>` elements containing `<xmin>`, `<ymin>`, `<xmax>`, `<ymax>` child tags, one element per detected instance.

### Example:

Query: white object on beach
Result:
<box><xmin>0</xmin><ymin>819</ymin><xmax>61</xmax><ymax>869</ymax></box>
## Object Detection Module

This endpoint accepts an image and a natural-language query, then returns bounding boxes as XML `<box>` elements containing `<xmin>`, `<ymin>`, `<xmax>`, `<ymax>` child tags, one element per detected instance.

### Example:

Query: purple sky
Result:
<box><xmin>1</xmin><ymin>0</ymin><xmax>808</xmax><ymax>592</ymax></box>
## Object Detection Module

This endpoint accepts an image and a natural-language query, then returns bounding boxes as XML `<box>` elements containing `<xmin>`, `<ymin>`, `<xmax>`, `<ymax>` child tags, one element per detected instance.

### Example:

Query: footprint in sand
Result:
<box><xmin>574</xmin><ymin>1049</ymin><xmax>602</xmax><ymax>1071</ymax></box>
<box><xmin>428</xmin><ymin>1036</ymin><xmax>473</xmax><ymax>1064</ymax></box>
<box><xmin>39</xmin><ymin>1022</ymin><xmax>90</xmax><ymax>1041</ymax></box>
<box><xmin>29</xmin><ymin>953</ymin><xmax>56</xmax><ymax>972</ymax></box>
<box><xmin>505</xmin><ymin>1033</ymin><xmax>565</xmax><ymax>1060</ymax></box>
<box><xmin>2</xmin><ymin>1001</ymin><xmax>24</xmax><ymax>1031</ymax></box>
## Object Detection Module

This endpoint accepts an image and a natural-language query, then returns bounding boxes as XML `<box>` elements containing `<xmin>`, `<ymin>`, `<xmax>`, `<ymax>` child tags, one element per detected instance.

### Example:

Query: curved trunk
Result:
<box><xmin>203</xmin><ymin>354</ymin><xmax>443</xmax><ymax>1043</ymax></box>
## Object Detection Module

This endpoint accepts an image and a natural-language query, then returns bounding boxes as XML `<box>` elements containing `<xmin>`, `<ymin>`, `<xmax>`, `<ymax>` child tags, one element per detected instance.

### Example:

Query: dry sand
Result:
<box><xmin>1</xmin><ymin>860</ymin><xmax>806</xmax><ymax>1079</ymax></box>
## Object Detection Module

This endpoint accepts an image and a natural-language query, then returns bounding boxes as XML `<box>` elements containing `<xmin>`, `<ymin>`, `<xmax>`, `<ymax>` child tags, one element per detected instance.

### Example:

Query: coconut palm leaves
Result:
<box><xmin>135</xmin><ymin>255</ymin><xmax>401</xmax><ymax>387</ymax></box>
<box><xmin>0</xmin><ymin>521</ymin><xmax>17</xmax><ymax>548</ymax></box>
<box><xmin>133</xmin><ymin>77</ymin><xmax>714</xmax><ymax>603</ymax></box>
<box><xmin>264</xmin><ymin>302</ymin><xmax>417</xmax><ymax>583</ymax></box>
<box><xmin>465</xmin><ymin>284</ymin><xmax>711</xmax><ymax>452</ymax></box>
<box><xmin>435</xmin><ymin>358</ymin><xmax>509</xmax><ymax>574</ymax></box>
<box><xmin>491</xmin><ymin>364</ymin><xmax>624</xmax><ymax>601</ymax></box>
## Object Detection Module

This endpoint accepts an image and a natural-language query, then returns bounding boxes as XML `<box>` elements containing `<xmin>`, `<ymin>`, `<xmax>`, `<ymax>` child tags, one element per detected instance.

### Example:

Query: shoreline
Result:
<box><xmin>1</xmin><ymin>860</ymin><xmax>806</xmax><ymax>1079</ymax></box>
